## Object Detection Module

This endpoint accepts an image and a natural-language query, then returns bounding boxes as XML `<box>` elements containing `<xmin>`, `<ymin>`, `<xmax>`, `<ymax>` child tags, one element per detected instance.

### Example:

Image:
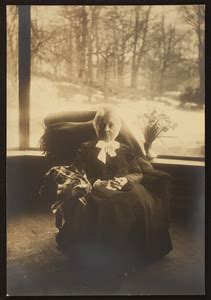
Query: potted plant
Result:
<box><xmin>138</xmin><ymin>109</ymin><xmax>177</xmax><ymax>159</ymax></box>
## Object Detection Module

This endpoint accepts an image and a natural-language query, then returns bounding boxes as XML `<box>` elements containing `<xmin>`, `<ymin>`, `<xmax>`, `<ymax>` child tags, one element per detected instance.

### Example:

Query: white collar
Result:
<box><xmin>95</xmin><ymin>140</ymin><xmax>120</xmax><ymax>164</ymax></box>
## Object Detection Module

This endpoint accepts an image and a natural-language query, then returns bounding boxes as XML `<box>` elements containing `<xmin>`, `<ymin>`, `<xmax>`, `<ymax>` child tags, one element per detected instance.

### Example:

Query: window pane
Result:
<box><xmin>30</xmin><ymin>5</ymin><xmax>205</xmax><ymax>158</ymax></box>
<box><xmin>7</xmin><ymin>6</ymin><xmax>19</xmax><ymax>149</ymax></box>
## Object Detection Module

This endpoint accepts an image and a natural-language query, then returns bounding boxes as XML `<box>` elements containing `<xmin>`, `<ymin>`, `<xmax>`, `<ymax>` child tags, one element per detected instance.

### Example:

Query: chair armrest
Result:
<box><xmin>131</xmin><ymin>156</ymin><xmax>172</xmax><ymax>208</ymax></box>
<box><xmin>141</xmin><ymin>168</ymin><xmax>171</xmax><ymax>195</ymax></box>
<box><xmin>141</xmin><ymin>169</ymin><xmax>172</xmax><ymax>220</ymax></box>
<box><xmin>142</xmin><ymin>168</ymin><xmax>172</xmax><ymax>181</ymax></box>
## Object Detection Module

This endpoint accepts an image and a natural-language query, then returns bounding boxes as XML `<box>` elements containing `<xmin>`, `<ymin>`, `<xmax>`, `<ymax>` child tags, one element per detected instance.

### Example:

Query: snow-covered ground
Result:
<box><xmin>7</xmin><ymin>76</ymin><xmax>205</xmax><ymax>157</ymax></box>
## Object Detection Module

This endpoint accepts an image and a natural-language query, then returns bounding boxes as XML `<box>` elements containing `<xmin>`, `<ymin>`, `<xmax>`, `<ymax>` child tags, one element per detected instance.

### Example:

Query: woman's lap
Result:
<box><xmin>56</xmin><ymin>181</ymin><xmax>172</xmax><ymax>258</ymax></box>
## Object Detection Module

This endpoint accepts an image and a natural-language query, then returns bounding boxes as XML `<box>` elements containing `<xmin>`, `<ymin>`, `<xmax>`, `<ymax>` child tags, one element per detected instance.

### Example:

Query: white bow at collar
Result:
<box><xmin>95</xmin><ymin>140</ymin><xmax>120</xmax><ymax>164</ymax></box>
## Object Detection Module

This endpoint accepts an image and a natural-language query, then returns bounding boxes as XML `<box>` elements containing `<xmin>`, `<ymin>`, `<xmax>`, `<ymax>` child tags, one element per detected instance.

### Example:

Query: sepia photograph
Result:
<box><xmin>6</xmin><ymin>3</ymin><xmax>205</xmax><ymax>296</ymax></box>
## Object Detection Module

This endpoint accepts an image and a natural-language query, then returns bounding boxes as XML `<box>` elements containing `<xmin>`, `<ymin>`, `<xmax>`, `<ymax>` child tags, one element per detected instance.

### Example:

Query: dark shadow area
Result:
<box><xmin>7</xmin><ymin>155</ymin><xmax>205</xmax><ymax>295</ymax></box>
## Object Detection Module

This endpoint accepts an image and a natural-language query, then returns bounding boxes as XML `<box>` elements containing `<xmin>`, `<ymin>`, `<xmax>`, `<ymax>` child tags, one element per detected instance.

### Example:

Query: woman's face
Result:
<box><xmin>95</xmin><ymin>113</ymin><xmax>121</xmax><ymax>142</ymax></box>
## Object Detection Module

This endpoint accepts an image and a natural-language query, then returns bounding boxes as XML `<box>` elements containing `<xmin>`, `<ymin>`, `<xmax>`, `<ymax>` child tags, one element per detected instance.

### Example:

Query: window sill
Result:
<box><xmin>7</xmin><ymin>150</ymin><xmax>44</xmax><ymax>157</ymax></box>
<box><xmin>150</xmin><ymin>157</ymin><xmax>204</xmax><ymax>167</ymax></box>
<box><xmin>7</xmin><ymin>150</ymin><xmax>205</xmax><ymax>167</ymax></box>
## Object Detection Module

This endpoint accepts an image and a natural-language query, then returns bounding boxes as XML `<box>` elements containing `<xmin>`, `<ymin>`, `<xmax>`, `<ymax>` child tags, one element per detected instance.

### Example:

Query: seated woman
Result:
<box><xmin>53</xmin><ymin>106</ymin><xmax>173</xmax><ymax>262</ymax></box>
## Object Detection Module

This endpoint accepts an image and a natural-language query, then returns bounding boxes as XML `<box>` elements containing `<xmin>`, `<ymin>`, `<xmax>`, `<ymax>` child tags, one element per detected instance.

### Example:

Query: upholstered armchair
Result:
<box><xmin>40</xmin><ymin>111</ymin><xmax>172</xmax><ymax>226</ymax></box>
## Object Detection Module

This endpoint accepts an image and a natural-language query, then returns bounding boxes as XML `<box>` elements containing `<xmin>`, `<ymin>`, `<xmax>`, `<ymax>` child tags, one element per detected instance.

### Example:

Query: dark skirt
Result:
<box><xmin>56</xmin><ymin>181</ymin><xmax>172</xmax><ymax>261</ymax></box>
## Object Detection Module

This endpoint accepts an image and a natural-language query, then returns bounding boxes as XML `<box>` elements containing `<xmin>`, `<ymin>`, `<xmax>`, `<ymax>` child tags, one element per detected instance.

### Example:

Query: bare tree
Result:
<box><xmin>17</xmin><ymin>5</ymin><xmax>204</xmax><ymax>104</ymax></box>
<box><xmin>158</xmin><ymin>16</ymin><xmax>185</xmax><ymax>95</ymax></box>
<box><xmin>144</xmin><ymin>15</ymin><xmax>186</xmax><ymax>97</ymax></box>
<box><xmin>180</xmin><ymin>5</ymin><xmax>205</xmax><ymax>103</ymax></box>
<box><xmin>7</xmin><ymin>6</ymin><xmax>18</xmax><ymax>79</ymax></box>
<box><xmin>130</xmin><ymin>6</ymin><xmax>152</xmax><ymax>89</ymax></box>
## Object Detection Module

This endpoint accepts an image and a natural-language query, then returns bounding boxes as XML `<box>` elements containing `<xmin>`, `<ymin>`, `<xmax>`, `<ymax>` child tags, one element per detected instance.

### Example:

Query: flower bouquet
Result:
<box><xmin>138</xmin><ymin>109</ymin><xmax>177</xmax><ymax>159</ymax></box>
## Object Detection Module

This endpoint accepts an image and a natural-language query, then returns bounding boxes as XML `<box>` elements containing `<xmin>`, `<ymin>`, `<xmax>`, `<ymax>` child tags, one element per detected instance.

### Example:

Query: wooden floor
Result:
<box><xmin>7</xmin><ymin>208</ymin><xmax>205</xmax><ymax>296</ymax></box>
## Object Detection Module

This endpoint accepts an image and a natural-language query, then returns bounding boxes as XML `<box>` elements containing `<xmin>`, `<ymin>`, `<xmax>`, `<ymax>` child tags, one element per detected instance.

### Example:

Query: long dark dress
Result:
<box><xmin>56</xmin><ymin>140</ymin><xmax>172</xmax><ymax>260</ymax></box>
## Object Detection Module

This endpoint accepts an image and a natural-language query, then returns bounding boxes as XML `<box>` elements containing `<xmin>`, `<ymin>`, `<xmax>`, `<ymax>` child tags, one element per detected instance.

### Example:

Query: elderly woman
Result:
<box><xmin>53</xmin><ymin>106</ymin><xmax>172</xmax><ymax>262</ymax></box>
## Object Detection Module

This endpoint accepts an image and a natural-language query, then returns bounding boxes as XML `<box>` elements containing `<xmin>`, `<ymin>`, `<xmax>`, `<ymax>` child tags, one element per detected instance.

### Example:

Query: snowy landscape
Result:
<box><xmin>7</xmin><ymin>76</ymin><xmax>204</xmax><ymax>157</ymax></box>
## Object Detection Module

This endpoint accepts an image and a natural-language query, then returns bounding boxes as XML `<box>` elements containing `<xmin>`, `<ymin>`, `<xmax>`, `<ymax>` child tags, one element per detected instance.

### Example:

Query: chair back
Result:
<box><xmin>40</xmin><ymin>111</ymin><xmax>148</xmax><ymax>165</ymax></box>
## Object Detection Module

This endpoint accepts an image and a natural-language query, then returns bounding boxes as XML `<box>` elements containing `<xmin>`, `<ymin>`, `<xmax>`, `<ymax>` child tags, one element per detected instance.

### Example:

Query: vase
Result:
<box><xmin>144</xmin><ymin>142</ymin><xmax>158</xmax><ymax>160</ymax></box>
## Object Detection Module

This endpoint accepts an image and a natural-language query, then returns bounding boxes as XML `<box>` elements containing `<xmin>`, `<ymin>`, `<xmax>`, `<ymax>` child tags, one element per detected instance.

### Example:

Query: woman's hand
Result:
<box><xmin>93</xmin><ymin>177</ymin><xmax>128</xmax><ymax>191</ymax></box>
<box><xmin>109</xmin><ymin>177</ymin><xmax>128</xmax><ymax>190</ymax></box>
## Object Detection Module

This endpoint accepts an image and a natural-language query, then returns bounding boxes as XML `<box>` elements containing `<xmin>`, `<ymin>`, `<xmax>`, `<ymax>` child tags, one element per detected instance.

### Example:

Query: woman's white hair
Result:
<box><xmin>93</xmin><ymin>106</ymin><xmax>121</xmax><ymax>130</ymax></box>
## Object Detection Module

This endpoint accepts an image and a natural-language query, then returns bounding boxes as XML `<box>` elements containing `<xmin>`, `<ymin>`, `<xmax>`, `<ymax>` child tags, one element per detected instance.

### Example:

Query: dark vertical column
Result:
<box><xmin>0</xmin><ymin>4</ymin><xmax>6</xmax><ymax>297</ymax></box>
<box><xmin>18</xmin><ymin>5</ymin><xmax>31</xmax><ymax>150</ymax></box>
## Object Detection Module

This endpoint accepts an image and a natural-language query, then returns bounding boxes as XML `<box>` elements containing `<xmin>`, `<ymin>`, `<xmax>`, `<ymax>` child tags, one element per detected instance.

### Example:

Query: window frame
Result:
<box><xmin>9</xmin><ymin>4</ymin><xmax>204</xmax><ymax>162</ymax></box>
<box><xmin>18</xmin><ymin>5</ymin><xmax>30</xmax><ymax>150</ymax></box>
